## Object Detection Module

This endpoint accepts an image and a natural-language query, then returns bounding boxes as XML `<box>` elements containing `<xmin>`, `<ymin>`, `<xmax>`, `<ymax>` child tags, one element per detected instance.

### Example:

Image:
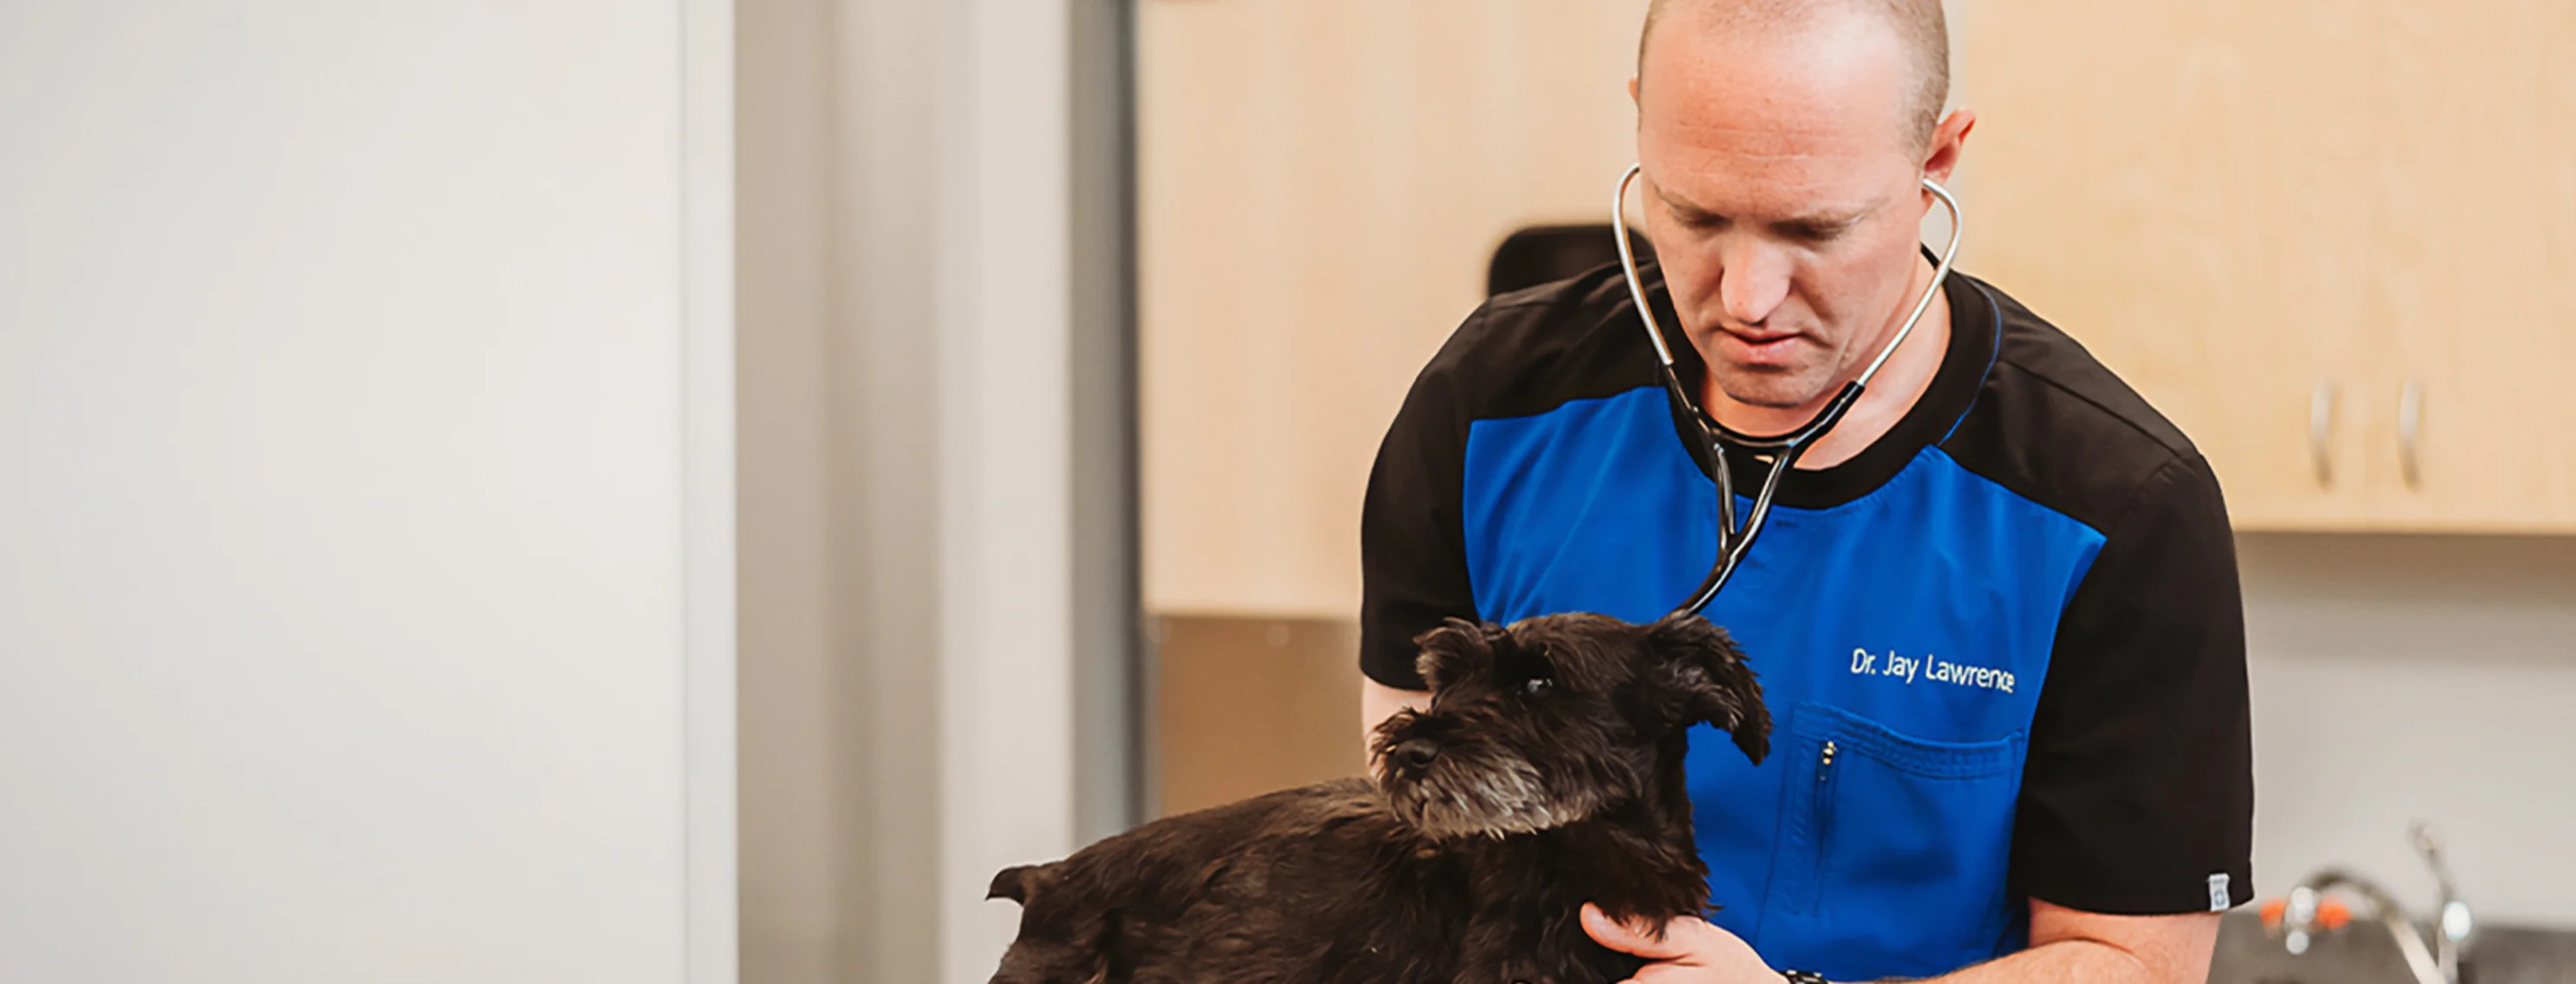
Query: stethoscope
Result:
<box><xmin>1611</xmin><ymin>163</ymin><xmax>1964</xmax><ymax>616</ymax></box>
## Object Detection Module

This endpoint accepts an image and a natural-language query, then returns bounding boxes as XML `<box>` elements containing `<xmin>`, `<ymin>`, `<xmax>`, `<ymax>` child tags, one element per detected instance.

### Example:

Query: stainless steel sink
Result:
<box><xmin>2210</xmin><ymin>910</ymin><xmax>2576</xmax><ymax>984</ymax></box>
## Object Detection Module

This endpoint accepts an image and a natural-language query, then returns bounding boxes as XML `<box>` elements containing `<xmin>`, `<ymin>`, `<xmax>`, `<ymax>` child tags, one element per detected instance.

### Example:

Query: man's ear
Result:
<box><xmin>1645</xmin><ymin>613</ymin><xmax>1770</xmax><ymax>765</ymax></box>
<box><xmin>1923</xmin><ymin>108</ymin><xmax>1977</xmax><ymax>187</ymax></box>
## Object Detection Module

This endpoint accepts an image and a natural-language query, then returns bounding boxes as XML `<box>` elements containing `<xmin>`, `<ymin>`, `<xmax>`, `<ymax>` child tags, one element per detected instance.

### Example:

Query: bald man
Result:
<box><xmin>1357</xmin><ymin>2</ymin><xmax>2252</xmax><ymax>981</ymax></box>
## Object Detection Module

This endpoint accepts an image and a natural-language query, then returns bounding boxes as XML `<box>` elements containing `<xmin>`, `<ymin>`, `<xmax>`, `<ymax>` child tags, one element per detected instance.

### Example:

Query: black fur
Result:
<box><xmin>986</xmin><ymin>612</ymin><xmax>1770</xmax><ymax>984</ymax></box>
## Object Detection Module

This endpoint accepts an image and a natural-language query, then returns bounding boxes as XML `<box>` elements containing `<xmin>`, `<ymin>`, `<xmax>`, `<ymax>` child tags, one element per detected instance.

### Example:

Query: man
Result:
<box><xmin>1357</xmin><ymin>1</ymin><xmax>2254</xmax><ymax>981</ymax></box>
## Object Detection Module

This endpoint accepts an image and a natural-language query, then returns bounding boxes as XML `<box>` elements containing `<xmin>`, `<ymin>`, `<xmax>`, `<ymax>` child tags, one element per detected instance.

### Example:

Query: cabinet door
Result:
<box><xmin>2370</xmin><ymin>0</ymin><xmax>2576</xmax><ymax>531</ymax></box>
<box><xmin>1959</xmin><ymin>0</ymin><xmax>2385</xmax><ymax>529</ymax></box>
<box><xmin>1138</xmin><ymin>0</ymin><xmax>1650</xmax><ymax>614</ymax></box>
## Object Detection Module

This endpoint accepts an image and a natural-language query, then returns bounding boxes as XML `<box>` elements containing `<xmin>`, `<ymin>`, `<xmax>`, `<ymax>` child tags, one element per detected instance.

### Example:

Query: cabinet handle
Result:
<box><xmin>2398</xmin><ymin>377</ymin><xmax>2425</xmax><ymax>490</ymax></box>
<box><xmin>2308</xmin><ymin>379</ymin><xmax>2336</xmax><ymax>488</ymax></box>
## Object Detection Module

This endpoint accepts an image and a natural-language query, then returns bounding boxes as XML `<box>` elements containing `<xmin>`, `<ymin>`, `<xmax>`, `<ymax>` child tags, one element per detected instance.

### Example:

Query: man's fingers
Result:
<box><xmin>1579</xmin><ymin>902</ymin><xmax>1696</xmax><ymax>961</ymax></box>
<box><xmin>1587</xmin><ymin>903</ymin><xmax>1775</xmax><ymax>981</ymax></box>
<box><xmin>1630</xmin><ymin>965</ymin><xmax>1719</xmax><ymax>984</ymax></box>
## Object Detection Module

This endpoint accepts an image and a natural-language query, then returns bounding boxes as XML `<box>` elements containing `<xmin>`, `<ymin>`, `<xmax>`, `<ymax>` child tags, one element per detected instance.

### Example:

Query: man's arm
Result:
<box><xmin>1581</xmin><ymin>898</ymin><xmax>2218</xmax><ymax>984</ymax></box>
<box><xmin>1936</xmin><ymin>900</ymin><xmax>2216</xmax><ymax>983</ymax></box>
<box><xmin>1360</xmin><ymin>678</ymin><xmax>1429</xmax><ymax>751</ymax></box>
<box><xmin>1357</xmin><ymin>308</ymin><xmax>1481</xmax><ymax>727</ymax></box>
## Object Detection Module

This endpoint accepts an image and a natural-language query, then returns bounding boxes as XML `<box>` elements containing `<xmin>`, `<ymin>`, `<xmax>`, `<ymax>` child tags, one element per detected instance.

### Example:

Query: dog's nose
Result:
<box><xmin>1391</xmin><ymin>738</ymin><xmax>1440</xmax><ymax>771</ymax></box>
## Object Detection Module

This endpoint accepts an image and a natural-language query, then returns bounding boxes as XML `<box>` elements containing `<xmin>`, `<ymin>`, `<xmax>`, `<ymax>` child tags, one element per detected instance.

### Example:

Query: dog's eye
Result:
<box><xmin>1522</xmin><ymin>677</ymin><xmax>1553</xmax><ymax>696</ymax></box>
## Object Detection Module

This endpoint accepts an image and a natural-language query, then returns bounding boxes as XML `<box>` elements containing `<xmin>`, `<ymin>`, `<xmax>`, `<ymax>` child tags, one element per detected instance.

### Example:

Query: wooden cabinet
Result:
<box><xmin>1153</xmin><ymin>615</ymin><xmax>1363</xmax><ymax>815</ymax></box>
<box><xmin>1138</xmin><ymin>0</ymin><xmax>1651</xmax><ymax>614</ymax></box>
<box><xmin>1962</xmin><ymin>1</ymin><xmax>2576</xmax><ymax>532</ymax></box>
<box><xmin>2369</xmin><ymin>1</ymin><xmax>2576</xmax><ymax>529</ymax></box>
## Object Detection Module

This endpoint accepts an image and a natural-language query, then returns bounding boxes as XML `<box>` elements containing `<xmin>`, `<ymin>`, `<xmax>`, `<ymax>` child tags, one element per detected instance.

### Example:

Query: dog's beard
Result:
<box><xmin>1372</xmin><ymin>747</ymin><xmax>1605</xmax><ymax>840</ymax></box>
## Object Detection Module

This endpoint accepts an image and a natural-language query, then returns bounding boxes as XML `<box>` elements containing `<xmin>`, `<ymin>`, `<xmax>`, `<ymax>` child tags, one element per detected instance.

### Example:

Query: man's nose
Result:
<box><xmin>1716</xmin><ymin>239</ymin><xmax>1793</xmax><ymax>327</ymax></box>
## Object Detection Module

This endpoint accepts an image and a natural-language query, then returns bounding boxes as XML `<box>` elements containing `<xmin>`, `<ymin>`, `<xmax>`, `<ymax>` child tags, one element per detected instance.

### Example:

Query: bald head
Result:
<box><xmin>1639</xmin><ymin>0</ymin><xmax>1950</xmax><ymax>148</ymax></box>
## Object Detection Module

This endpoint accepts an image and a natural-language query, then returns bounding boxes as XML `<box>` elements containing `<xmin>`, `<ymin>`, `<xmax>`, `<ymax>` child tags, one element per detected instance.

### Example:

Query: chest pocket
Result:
<box><xmin>1755</xmin><ymin>702</ymin><xmax>2029</xmax><ymax>981</ymax></box>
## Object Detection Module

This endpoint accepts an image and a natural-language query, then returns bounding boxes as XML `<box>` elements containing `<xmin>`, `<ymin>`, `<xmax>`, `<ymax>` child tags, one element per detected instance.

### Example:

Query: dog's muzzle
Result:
<box><xmin>1372</xmin><ymin>718</ymin><xmax>1598</xmax><ymax>841</ymax></box>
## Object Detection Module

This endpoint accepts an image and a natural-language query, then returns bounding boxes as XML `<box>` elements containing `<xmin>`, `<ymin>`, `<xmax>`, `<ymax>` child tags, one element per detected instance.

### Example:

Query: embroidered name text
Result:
<box><xmin>1849</xmin><ymin>647</ymin><xmax>2016</xmax><ymax>695</ymax></box>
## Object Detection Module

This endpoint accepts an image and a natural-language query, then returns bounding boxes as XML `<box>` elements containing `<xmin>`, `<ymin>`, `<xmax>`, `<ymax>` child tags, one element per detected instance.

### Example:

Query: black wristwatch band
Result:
<box><xmin>1779</xmin><ymin>971</ymin><xmax>1830</xmax><ymax>984</ymax></box>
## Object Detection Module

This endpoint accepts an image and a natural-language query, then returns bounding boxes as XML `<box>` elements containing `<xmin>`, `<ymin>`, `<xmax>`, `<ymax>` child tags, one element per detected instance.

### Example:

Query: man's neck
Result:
<box><xmin>1701</xmin><ymin>256</ymin><xmax>1951</xmax><ymax>470</ymax></box>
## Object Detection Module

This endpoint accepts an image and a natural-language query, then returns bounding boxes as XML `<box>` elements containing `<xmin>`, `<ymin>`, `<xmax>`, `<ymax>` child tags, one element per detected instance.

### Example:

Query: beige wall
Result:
<box><xmin>736</xmin><ymin>0</ymin><xmax>945</xmax><ymax>980</ymax></box>
<box><xmin>736</xmin><ymin>1</ymin><xmax>1121</xmax><ymax>982</ymax></box>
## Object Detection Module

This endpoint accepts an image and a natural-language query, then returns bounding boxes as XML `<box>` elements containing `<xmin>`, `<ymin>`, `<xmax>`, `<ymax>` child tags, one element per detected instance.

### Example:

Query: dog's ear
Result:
<box><xmin>1644</xmin><ymin>613</ymin><xmax>1770</xmax><ymax>765</ymax></box>
<box><xmin>987</xmin><ymin>863</ymin><xmax>1057</xmax><ymax>906</ymax></box>
<box><xmin>1410</xmin><ymin>617</ymin><xmax>1495</xmax><ymax>692</ymax></box>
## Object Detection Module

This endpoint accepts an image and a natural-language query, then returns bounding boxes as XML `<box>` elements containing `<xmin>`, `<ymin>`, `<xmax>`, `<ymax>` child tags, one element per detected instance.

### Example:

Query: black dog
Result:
<box><xmin>985</xmin><ymin>612</ymin><xmax>1770</xmax><ymax>984</ymax></box>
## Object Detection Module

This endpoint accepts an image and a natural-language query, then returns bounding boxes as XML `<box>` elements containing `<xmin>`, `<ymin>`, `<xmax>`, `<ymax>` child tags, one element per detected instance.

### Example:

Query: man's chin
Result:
<box><xmin>1711</xmin><ymin>371</ymin><xmax>1834</xmax><ymax>415</ymax></box>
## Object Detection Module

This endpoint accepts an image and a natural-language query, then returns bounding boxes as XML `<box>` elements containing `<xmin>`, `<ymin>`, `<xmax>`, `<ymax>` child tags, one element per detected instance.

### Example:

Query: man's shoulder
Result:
<box><xmin>1414</xmin><ymin>262</ymin><xmax>1664</xmax><ymax>423</ymax></box>
<box><xmin>1940</xmin><ymin>276</ymin><xmax>2220</xmax><ymax>535</ymax></box>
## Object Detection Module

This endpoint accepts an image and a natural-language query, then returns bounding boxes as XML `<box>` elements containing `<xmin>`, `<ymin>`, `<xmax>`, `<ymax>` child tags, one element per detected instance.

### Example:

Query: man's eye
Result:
<box><xmin>1523</xmin><ymin>677</ymin><xmax>1553</xmax><ymax>696</ymax></box>
<box><xmin>1670</xmin><ymin>207</ymin><xmax>1728</xmax><ymax>232</ymax></box>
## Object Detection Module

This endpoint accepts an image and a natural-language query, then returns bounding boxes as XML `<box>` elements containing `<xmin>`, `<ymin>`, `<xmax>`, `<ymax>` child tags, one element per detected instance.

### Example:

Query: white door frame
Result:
<box><xmin>683</xmin><ymin>0</ymin><xmax>740</xmax><ymax>981</ymax></box>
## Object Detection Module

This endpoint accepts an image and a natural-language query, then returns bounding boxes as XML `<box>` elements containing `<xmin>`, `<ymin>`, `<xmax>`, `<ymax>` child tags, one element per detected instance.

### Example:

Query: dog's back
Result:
<box><xmin>986</xmin><ymin>777</ymin><xmax>1466</xmax><ymax>984</ymax></box>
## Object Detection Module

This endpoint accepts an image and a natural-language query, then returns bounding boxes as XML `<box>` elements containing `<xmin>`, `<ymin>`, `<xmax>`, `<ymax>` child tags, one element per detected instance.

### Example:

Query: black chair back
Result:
<box><xmin>1487</xmin><ymin>224</ymin><xmax>1656</xmax><ymax>296</ymax></box>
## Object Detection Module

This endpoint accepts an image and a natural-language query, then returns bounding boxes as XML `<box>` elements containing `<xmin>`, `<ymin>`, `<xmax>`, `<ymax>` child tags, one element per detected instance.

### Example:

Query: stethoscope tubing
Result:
<box><xmin>1611</xmin><ymin>163</ymin><xmax>1964</xmax><ymax>614</ymax></box>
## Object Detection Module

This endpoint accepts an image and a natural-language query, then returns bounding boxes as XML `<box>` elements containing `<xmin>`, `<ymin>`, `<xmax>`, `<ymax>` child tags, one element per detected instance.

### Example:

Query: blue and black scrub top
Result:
<box><xmin>1359</xmin><ymin>262</ymin><xmax>2255</xmax><ymax>982</ymax></box>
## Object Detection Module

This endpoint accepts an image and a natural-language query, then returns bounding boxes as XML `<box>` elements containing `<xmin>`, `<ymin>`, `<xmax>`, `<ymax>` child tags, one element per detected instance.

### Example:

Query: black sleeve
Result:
<box><xmin>2009</xmin><ymin>453</ymin><xmax>2255</xmax><ymax>915</ymax></box>
<box><xmin>1358</xmin><ymin>317</ymin><xmax>1483</xmax><ymax>691</ymax></box>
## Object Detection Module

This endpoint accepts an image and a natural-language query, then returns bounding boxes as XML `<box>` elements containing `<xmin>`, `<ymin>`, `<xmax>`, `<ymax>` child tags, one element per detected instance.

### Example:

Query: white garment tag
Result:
<box><xmin>2207</xmin><ymin>873</ymin><xmax>2233</xmax><ymax>912</ymax></box>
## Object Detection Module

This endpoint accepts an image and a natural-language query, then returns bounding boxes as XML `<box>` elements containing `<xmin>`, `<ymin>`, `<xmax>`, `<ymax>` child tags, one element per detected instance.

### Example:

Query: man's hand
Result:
<box><xmin>1579</xmin><ymin>903</ymin><xmax>1777</xmax><ymax>984</ymax></box>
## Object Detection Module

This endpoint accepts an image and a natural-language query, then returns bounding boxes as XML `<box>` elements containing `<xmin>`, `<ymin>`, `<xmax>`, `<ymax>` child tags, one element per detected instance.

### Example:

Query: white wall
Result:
<box><xmin>2240</xmin><ymin>534</ymin><xmax>2576</xmax><ymax>925</ymax></box>
<box><xmin>0</xmin><ymin>3</ymin><xmax>736</xmax><ymax>981</ymax></box>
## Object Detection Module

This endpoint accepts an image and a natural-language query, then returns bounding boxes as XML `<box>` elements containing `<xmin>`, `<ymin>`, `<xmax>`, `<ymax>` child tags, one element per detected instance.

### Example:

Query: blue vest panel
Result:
<box><xmin>1461</xmin><ymin>387</ymin><xmax>2107</xmax><ymax>981</ymax></box>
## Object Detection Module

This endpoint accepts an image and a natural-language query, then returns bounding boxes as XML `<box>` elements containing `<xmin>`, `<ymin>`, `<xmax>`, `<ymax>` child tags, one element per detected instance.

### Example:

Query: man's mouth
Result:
<box><xmin>1715</xmin><ymin>328</ymin><xmax>1808</xmax><ymax>366</ymax></box>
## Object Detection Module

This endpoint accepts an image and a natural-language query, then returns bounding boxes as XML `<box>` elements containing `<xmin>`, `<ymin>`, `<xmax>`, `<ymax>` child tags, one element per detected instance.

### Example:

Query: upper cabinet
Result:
<box><xmin>1963</xmin><ymin>1</ymin><xmax>2576</xmax><ymax>532</ymax></box>
<box><xmin>1138</xmin><ymin>0</ymin><xmax>1651</xmax><ymax>615</ymax></box>
<box><xmin>2368</xmin><ymin>1</ymin><xmax>2576</xmax><ymax>530</ymax></box>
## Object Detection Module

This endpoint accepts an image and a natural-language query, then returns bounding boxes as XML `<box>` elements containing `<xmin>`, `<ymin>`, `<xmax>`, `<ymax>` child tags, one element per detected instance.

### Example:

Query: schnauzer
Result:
<box><xmin>984</xmin><ymin>611</ymin><xmax>1770</xmax><ymax>984</ymax></box>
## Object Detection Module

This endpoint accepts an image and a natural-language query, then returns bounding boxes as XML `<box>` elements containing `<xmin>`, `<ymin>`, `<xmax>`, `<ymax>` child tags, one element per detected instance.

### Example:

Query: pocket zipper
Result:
<box><xmin>1805</xmin><ymin>740</ymin><xmax>1840</xmax><ymax>914</ymax></box>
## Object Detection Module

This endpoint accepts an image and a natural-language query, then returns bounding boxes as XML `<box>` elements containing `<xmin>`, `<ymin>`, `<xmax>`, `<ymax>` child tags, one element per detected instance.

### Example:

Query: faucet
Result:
<box><xmin>2412</xmin><ymin>823</ymin><xmax>2477</xmax><ymax>982</ymax></box>
<box><xmin>2276</xmin><ymin>823</ymin><xmax>2476</xmax><ymax>984</ymax></box>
